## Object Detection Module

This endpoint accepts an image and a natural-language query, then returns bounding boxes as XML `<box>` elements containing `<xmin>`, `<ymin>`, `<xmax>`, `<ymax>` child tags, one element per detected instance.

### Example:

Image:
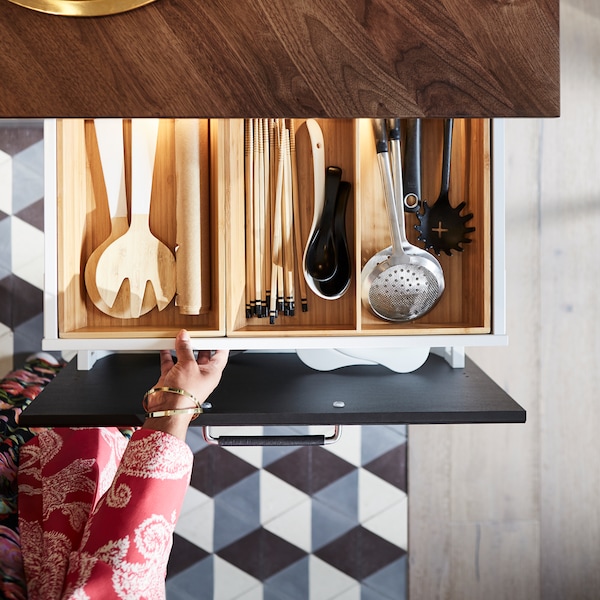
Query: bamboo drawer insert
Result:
<box><xmin>223</xmin><ymin>118</ymin><xmax>491</xmax><ymax>338</ymax></box>
<box><xmin>53</xmin><ymin>118</ymin><xmax>490</xmax><ymax>340</ymax></box>
<box><xmin>56</xmin><ymin>119</ymin><xmax>223</xmax><ymax>339</ymax></box>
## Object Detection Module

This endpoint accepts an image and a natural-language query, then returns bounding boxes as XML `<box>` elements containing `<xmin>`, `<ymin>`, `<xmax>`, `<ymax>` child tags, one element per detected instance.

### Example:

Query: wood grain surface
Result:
<box><xmin>0</xmin><ymin>0</ymin><xmax>559</xmax><ymax>118</ymax></box>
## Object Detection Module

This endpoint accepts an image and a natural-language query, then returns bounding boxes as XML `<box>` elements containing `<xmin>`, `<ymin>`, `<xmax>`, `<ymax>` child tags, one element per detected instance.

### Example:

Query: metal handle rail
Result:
<box><xmin>201</xmin><ymin>425</ymin><xmax>342</xmax><ymax>447</ymax></box>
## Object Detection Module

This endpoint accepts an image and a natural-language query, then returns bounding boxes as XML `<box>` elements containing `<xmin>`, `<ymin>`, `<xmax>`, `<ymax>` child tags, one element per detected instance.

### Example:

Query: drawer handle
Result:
<box><xmin>201</xmin><ymin>425</ymin><xmax>341</xmax><ymax>447</ymax></box>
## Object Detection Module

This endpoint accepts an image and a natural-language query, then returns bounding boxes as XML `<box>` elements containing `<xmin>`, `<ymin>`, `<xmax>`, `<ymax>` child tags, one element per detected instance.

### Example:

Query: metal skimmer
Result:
<box><xmin>361</xmin><ymin>119</ymin><xmax>445</xmax><ymax>322</ymax></box>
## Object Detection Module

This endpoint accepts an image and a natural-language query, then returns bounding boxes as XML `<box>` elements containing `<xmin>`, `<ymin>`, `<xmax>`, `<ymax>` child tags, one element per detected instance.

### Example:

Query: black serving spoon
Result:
<box><xmin>415</xmin><ymin>118</ymin><xmax>475</xmax><ymax>255</ymax></box>
<box><xmin>304</xmin><ymin>165</ymin><xmax>343</xmax><ymax>281</ymax></box>
<box><xmin>313</xmin><ymin>180</ymin><xmax>352</xmax><ymax>299</ymax></box>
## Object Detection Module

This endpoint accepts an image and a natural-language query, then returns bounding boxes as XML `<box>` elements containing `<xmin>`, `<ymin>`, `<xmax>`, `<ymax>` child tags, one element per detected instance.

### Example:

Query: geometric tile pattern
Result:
<box><xmin>0</xmin><ymin>121</ymin><xmax>46</xmax><ymax>375</ymax></box>
<box><xmin>1</xmin><ymin>122</ymin><xmax>408</xmax><ymax>599</ymax></box>
<box><xmin>168</xmin><ymin>425</ymin><xmax>408</xmax><ymax>599</ymax></box>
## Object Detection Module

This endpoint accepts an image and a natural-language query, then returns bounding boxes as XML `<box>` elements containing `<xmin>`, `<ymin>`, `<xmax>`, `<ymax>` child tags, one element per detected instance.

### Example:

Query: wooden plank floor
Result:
<box><xmin>409</xmin><ymin>1</ymin><xmax>600</xmax><ymax>598</ymax></box>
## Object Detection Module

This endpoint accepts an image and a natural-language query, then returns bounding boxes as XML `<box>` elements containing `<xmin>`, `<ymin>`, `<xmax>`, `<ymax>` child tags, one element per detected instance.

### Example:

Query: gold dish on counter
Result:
<box><xmin>7</xmin><ymin>0</ymin><xmax>157</xmax><ymax>17</ymax></box>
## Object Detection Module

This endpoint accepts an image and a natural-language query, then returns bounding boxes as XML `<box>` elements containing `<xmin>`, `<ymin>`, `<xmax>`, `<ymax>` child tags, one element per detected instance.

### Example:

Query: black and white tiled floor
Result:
<box><xmin>168</xmin><ymin>425</ymin><xmax>407</xmax><ymax>599</ymax></box>
<box><xmin>0</xmin><ymin>120</ymin><xmax>408</xmax><ymax>599</ymax></box>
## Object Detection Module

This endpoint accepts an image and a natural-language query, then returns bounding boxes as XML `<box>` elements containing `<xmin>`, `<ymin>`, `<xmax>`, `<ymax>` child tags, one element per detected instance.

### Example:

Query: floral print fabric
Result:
<box><xmin>1</xmin><ymin>356</ymin><xmax>193</xmax><ymax>599</ymax></box>
<box><xmin>1</xmin><ymin>356</ymin><xmax>64</xmax><ymax>600</ymax></box>
<box><xmin>18</xmin><ymin>428</ymin><xmax>193</xmax><ymax>599</ymax></box>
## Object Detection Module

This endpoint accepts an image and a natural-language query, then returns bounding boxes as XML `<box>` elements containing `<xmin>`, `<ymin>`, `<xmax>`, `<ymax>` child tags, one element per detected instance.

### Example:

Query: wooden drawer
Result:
<box><xmin>43</xmin><ymin>117</ymin><xmax>505</xmax><ymax>352</ymax></box>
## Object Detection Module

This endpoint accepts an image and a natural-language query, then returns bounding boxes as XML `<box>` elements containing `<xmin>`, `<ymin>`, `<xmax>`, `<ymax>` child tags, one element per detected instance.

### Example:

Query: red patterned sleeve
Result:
<box><xmin>19</xmin><ymin>428</ymin><xmax>193</xmax><ymax>600</ymax></box>
<box><xmin>61</xmin><ymin>429</ymin><xmax>193</xmax><ymax>599</ymax></box>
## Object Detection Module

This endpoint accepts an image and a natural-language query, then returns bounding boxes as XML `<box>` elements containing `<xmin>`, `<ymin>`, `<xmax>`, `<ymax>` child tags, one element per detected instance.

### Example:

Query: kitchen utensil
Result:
<box><xmin>95</xmin><ymin>119</ymin><xmax>176</xmax><ymax>317</ymax></box>
<box><xmin>253</xmin><ymin>119</ymin><xmax>265</xmax><ymax>316</ymax></box>
<box><xmin>174</xmin><ymin>118</ymin><xmax>203</xmax><ymax>315</ymax></box>
<box><xmin>84</xmin><ymin>119</ymin><xmax>155</xmax><ymax>318</ymax></box>
<box><xmin>244</xmin><ymin>119</ymin><xmax>255</xmax><ymax>317</ymax></box>
<box><xmin>361</xmin><ymin>119</ymin><xmax>444</xmax><ymax>322</ymax></box>
<box><xmin>305</xmin><ymin>164</ymin><xmax>342</xmax><ymax>284</ymax></box>
<box><xmin>282</xmin><ymin>127</ymin><xmax>295</xmax><ymax>315</ymax></box>
<box><xmin>403</xmin><ymin>118</ymin><xmax>421</xmax><ymax>212</ymax></box>
<box><xmin>302</xmin><ymin>119</ymin><xmax>327</xmax><ymax>292</ymax></box>
<box><xmin>6</xmin><ymin>0</ymin><xmax>160</xmax><ymax>17</ymax></box>
<box><xmin>269</xmin><ymin>122</ymin><xmax>286</xmax><ymax>324</ymax></box>
<box><xmin>303</xmin><ymin>140</ymin><xmax>339</xmax><ymax>282</ymax></box>
<box><xmin>390</xmin><ymin>119</ymin><xmax>443</xmax><ymax>275</ymax></box>
<box><xmin>311</xmin><ymin>179</ymin><xmax>352</xmax><ymax>299</ymax></box>
<box><xmin>415</xmin><ymin>118</ymin><xmax>475</xmax><ymax>255</ymax></box>
<box><xmin>289</xmin><ymin>119</ymin><xmax>309</xmax><ymax>312</ymax></box>
<box><xmin>262</xmin><ymin>119</ymin><xmax>272</xmax><ymax>317</ymax></box>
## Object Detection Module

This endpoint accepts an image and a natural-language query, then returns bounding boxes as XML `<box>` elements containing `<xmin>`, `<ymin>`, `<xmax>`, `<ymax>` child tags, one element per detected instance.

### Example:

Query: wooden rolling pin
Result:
<box><xmin>175</xmin><ymin>119</ymin><xmax>204</xmax><ymax>315</ymax></box>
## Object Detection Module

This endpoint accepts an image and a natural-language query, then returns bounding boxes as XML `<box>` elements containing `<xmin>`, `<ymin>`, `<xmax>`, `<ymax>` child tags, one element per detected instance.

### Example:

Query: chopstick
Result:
<box><xmin>270</xmin><ymin>121</ymin><xmax>285</xmax><ymax>324</ymax></box>
<box><xmin>244</xmin><ymin>120</ymin><xmax>255</xmax><ymax>318</ymax></box>
<box><xmin>289</xmin><ymin>119</ymin><xmax>308</xmax><ymax>313</ymax></box>
<box><xmin>253</xmin><ymin>118</ymin><xmax>264</xmax><ymax>316</ymax></box>
<box><xmin>262</xmin><ymin>119</ymin><xmax>272</xmax><ymax>318</ymax></box>
<box><xmin>282</xmin><ymin>128</ymin><xmax>295</xmax><ymax>316</ymax></box>
<box><xmin>244</xmin><ymin>118</ymin><xmax>307</xmax><ymax>324</ymax></box>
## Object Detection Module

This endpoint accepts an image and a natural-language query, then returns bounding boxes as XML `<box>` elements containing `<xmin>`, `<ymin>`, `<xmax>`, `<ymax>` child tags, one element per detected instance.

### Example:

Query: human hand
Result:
<box><xmin>145</xmin><ymin>329</ymin><xmax>229</xmax><ymax>416</ymax></box>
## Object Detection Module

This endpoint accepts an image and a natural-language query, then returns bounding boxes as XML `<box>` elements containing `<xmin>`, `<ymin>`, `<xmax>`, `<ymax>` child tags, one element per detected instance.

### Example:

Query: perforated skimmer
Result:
<box><xmin>367</xmin><ymin>261</ymin><xmax>442</xmax><ymax>321</ymax></box>
<box><xmin>361</xmin><ymin>119</ymin><xmax>445</xmax><ymax>322</ymax></box>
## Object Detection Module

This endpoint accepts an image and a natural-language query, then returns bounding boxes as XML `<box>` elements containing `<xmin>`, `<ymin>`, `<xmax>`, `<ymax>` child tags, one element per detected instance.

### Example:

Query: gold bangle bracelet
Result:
<box><xmin>143</xmin><ymin>386</ymin><xmax>199</xmax><ymax>412</ymax></box>
<box><xmin>145</xmin><ymin>407</ymin><xmax>203</xmax><ymax>420</ymax></box>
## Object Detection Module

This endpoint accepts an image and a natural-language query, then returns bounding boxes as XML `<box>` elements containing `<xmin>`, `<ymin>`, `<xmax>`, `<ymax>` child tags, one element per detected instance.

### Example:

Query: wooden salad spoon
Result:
<box><xmin>95</xmin><ymin>118</ymin><xmax>176</xmax><ymax>318</ymax></box>
<box><xmin>84</xmin><ymin>119</ymin><xmax>156</xmax><ymax>318</ymax></box>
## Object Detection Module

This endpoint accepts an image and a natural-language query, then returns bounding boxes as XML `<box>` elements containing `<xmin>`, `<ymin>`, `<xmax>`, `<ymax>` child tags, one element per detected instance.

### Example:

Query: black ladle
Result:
<box><xmin>313</xmin><ymin>180</ymin><xmax>352</xmax><ymax>299</ymax></box>
<box><xmin>415</xmin><ymin>118</ymin><xmax>475</xmax><ymax>255</ymax></box>
<box><xmin>304</xmin><ymin>165</ymin><xmax>343</xmax><ymax>281</ymax></box>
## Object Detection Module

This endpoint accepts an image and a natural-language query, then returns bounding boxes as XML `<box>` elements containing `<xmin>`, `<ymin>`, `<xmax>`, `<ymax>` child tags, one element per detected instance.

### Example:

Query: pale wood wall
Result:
<box><xmin>409</xmin><ymin>1</ymin><xmax>600</xmax><ymax>598</ymax></box>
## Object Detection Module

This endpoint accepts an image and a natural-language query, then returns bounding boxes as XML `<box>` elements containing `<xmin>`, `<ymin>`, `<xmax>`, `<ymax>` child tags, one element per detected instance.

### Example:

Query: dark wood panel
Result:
<box><xmin>0</xmin><ymin>0</ymin><xmax>559</xmax><ymax>118</ymax></box>
<box><xmin>19</xmin><ymin>352</ymin><xmax>526</xmax><ymax>428</ymax></box>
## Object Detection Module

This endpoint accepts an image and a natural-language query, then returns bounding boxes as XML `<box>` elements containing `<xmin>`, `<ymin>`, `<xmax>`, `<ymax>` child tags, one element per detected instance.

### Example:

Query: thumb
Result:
<box><xmin>174</xmin><ymin>329</ymin><xmax>196</xmax><ymax>363</ymax></box>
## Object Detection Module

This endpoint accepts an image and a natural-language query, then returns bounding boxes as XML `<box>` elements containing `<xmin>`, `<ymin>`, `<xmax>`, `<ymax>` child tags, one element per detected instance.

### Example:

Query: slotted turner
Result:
<box><xmin>95</xmin><ymin>119</ymin><xmax>176</xmax><ymax>317</ymax></box>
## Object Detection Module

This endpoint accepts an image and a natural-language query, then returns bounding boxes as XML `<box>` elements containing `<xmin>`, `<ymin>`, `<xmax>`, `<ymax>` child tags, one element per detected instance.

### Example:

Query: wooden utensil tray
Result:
<box><xmin>49</xmin><ymin>117</ymin><xmax>491</xmax><ymax>343</ymax></box>
<box><xmin>54</xmin><ymin>118</ymin><xmax>224</xmax><ymax>339</ymax></box>
<box><xmin>222</xmin><ymin>118</ymin><xmax>491</xmax><ymax>338</ymax></box>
